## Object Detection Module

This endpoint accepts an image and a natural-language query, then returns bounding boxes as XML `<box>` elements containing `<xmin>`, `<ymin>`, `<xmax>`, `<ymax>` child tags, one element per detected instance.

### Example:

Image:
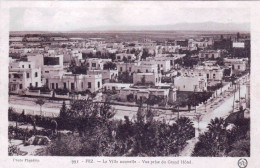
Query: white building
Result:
<box><xmin>199</xmin><ymin>50</ymin><xmax>221</xmax><ymax>59</ymax></box>
<box><xmin>118</xmin><ymin>87</ymin><xmax>177</xmax><ymax>104</ymax></box>
<box><xmin>88</xmin><ymin>69</ymin><xmax>118</xmax><ymax>82</ymax></box>
<box><xmin>233</xmin><ymin>42</ymin><xmax>245</xmax><ymax>48</ymax></box>
<box><xmin>103</xmin><ymin>83</ymin><xmax>132</xmax><ymax>92</ymax></box>
<box><xmin>180</xmin><ymin>65</ymin><xmax>224</xmax><ymax>82</ymax></box>
<box><xmin>224</xmin><ymin>58</ymin><xmax>247</xmax><ymax>72</ymax></box>
<box><xmin>145</xmin><ymin>58</ymin><xmax>171</xmax><ymax>73</ymax></box>
<box><xmin>174</xmin><ymin>75</ymin><xmax>207</xmax><ymax>92</ymax></box>
<box><xmin>115</xmin><ymin>53</ymin><xmax>136</xmax><ymax>62</ymax></box>
<box><xmin>117</xmin><ymin>61</ymin><xmax>158</xmax><ymax>75</ymax></box>
<box><xmin>48</xmin><ymin>73</ymin><xmax>102</xmax><ymax>93</ymax></box>
<box><xmin>85</xmin><ymin>58</ymin><xmax>104</xmax><ymax>70</ymax></box>
<box><xmin>133</xmin><ymin>73</ymin><xmax>161</xmax><ymax>86</ymax></box>
<box><xmin>9</xmin><ymin>61</ymin><xmax>42</xmax><ymax>92</ymax></box>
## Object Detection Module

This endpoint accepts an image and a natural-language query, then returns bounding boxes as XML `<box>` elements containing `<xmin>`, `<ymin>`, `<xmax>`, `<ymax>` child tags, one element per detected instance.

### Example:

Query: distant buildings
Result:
<box><xmin>198</xmin><ymin>50</ymin><xmax>221</xmax><ymax>59</ymax></box>
<box><xmin>224</xmin><ymin>58</ymin><xmax>247</xmax><ymax>73</ymax></box>
<box><xmin>115</xmin><ymin>53</ymin><xmax>136</xmax><ymax>62</ymax></box>
<box><xmin>8</xmin><ymin>32</ymin><xmax>250</xmax><ymax>106</ymax></box>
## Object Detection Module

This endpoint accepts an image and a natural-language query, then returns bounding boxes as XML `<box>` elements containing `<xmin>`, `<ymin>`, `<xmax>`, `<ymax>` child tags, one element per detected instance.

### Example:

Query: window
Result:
<box><xmin>161</xmin><ymin>64</ymin><xmax>163</xmax><ymax>67</ymax></box>
<box><xmin>81</xmin><ymin>82</ymin><xmax>83</xmax><ymax>89</ymax></box>
<box><xmin>45</xmin><ymin>71</ymin><xmax>49</xmax><ymax>73</ymax></box>
<box><xmin>56</xmin><ymin>83</ymin><xmax>58</xmax><ymax>89</ymax></box>
<box><xmin>128</xmin><ymin>56</ymin><xmax>131</xmax><ymax>59</ymax></box>
<box><xmin>19</xmin><ymin>84</ymin><xmax>22</xmax><ymax>89</ymax></box>
<box><xmin>120</xmin><ymin>67</ymin><xmax>123</xmax><ymax>72</ymax></box>
<box><xmin>117</xmin><ymin>56</ymin><xmax>121</xmax><ymax>60</ymax></box>
<box><xmin>129</xmin><ymin>67</ymin><xmax>131</xmax><ymax>72</ymax></box>
<box><xmin>213</xmin><ymin>74</ymin><xmax>216</xmax><ymax>79</ymax></box>
<box><xmin>29</xmin><ymin>64</ymin><xmax>31</xmax><ymax>68</ymax></box>
<box><xmin>71</xmin><ymin>83</ymin><xmax>75</xmax><ymax>90</ymax></box>
<box><xmin>207</xmin><ymin>74</ymin><xmax>209</xmax><ymax>79</ymax></box>
<box><xmin>35</xmin><ymin>72</ymin><xmax>38</xmax><ymax>77</ymax></box>
<box><xmin>22</xmin><ymin>65</ymin><xmax>24</xmax><ymax>68</ymax></box>
<box><xmin>112</xmin><ymin>87</ymin><xmax>116</xmax><ymax>91</ymax></box>
<box><xmin>27</xmin><ymin>73</ymin><xmax>29</xmax><ymax>78</ymax></box>
<box><xmin>98</xmin><ymin>81</ymin><xmax>100</xmax><ymax>88</ymax></box>
<box><xmin>64</xmin><ymin>83</ymin><xmax>66</xmax><ymax>89</ymax></box>
<box><xmin>88</xmin><ymin>82</ymin><xmax>91</xmax><ymax>88</ymax></box>
<box><xmin>92</xmin><ymin>63</ymin><xmax>96</xmax><ymax>67</ymax></box>
<box><xmin>52</xmin><ymin>83</ymin><xmax>55</xmax><ymax>89</ymax></box>
<box><xmin>35</xmin><ymin>82</ymin><xmax>38</xmax><ymax>87</ymax></box>
<box><xmin>238</xmin><ymin>65</ymin><xmax>240</xmax><ymax>69</ymax></box>
<box><xmin>9</xmin><ymin>74</ymin><xmax>11</xmax><ymax>78</ymax></box>
<box><xmin>183</xmin><ymin>85</ymin><xmax>185</xmax><ymax>88</ymax></box>
<box><xmin>146</xmin><ymin>69</ymin><xmax>148</xmax><ymax>73</ymax></box>
<box><xmin>30</xmin><ymin>83</ymin><xmax>32</xmax><ymax>87</ymax></box>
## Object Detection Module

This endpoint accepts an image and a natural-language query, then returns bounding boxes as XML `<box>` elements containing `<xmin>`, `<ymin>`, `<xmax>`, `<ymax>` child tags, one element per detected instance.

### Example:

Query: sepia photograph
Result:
<box><xmin>7</xmin><ymin>5</ymin><xmax>250</xmax><ymax>158</ymax></box>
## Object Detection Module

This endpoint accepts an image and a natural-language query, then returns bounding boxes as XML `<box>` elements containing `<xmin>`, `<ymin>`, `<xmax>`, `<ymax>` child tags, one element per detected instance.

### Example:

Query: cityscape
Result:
<box><xmin>8</xmin><ymin>30</ymin><xmax>250</xmax><ymax>157</ymax></box>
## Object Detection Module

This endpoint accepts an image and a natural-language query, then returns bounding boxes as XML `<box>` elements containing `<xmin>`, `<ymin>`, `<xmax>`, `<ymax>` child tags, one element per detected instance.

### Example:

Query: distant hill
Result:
<box><xmin>83</xmin><ymin>22</ymin><xmax>250</xmax><ymax>32</ymax></box>
<box><xmin>10</xmin><ymin>22</ymin><xmax>250</xmax><ymax>34</ymax></box>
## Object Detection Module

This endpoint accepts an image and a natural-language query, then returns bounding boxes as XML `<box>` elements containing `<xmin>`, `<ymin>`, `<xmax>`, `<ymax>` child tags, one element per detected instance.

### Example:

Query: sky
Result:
<box><xmin>9</xmin><ymin>7</ymin><xmax>250</xmax><ymax>31</ymax></box>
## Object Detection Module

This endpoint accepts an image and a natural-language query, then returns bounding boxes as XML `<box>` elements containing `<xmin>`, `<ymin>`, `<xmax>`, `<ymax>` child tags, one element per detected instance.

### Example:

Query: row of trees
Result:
<box><xmin>9</xmin><ymin>98</ymin><xmax>197</xmax><ymax>156</ymax></box>
<box><xmin>46</xmin><ymin>100</ymin><xmax>195</xmax><ymax>156</ymax></box>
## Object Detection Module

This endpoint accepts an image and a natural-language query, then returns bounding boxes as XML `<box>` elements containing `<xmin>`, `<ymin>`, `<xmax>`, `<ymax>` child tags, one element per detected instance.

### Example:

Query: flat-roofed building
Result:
<box><xmin>48</xmin><ymin>73</ymin><xmax>102</xmax><ymax>93</ymax></box>
<box><xmin>174</xmin><ymin>75</ymin><xmax>207</xmax><ymax>92</ymax></box>
<box><xmin>115</xmin><ymin>53</ymin><xmax>136</xmax><ymax>62</ymax></box>
<box><xmin>118</xmin><ymin>87</ymin><xmax>177</xmax><ymax>104</ymax></box>
<box><xmin>133</xmin><ymin>72</ymin><xmax>161</xmax><ymax>86</ymax></box>
<box><xmin>9</xmin><ymin>61</ymin><xmax>42</xmax><ymax>93</ymax></box>
<box><xmin>103</xmin><ymin>83</ymin><xmax>132</xmax><ymax>92</ymax></box>
<box><xmin>224</xmin><ymin>58</ymin><xmax>247</xmax><ymax>72</ymax></box>
<box><xmin>199</xmin><ymin>50</ymin><xmax>221</xmax><ymax>59</ymax></box>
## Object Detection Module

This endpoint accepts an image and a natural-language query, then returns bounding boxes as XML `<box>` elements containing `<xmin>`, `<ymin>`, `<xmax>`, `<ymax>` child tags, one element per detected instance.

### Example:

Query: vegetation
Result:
<box><xmin>118</xmin><ymin>71</ymin><xmax>133</xmax><ymax>83</ymax></box>
<box><xmin>35</xmin><ymin>98</ymin><xmax>45</xmax><ymax>116</ymax></box>
<box><xmin>192</xmin><ymin>117</ymin><xmax>250</xmax><ymax>157</ymax></box>
<box><xmin>103</xmin><ymin>62</ymin><xmax>117</xmax><ymax>70</ymax></box>
<box><xmin>9</xmin><ymin>99</ymin><xmax>195</xmax><ymax>156</ymax></box>
<box><xmin>44</xmin><ymin>103</ymin><xmax>195</xmax><ymax>156</ymax></box>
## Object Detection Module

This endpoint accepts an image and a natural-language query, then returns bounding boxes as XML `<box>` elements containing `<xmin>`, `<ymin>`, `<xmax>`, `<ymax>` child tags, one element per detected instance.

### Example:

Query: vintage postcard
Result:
<box><xmin>0</xmin><ymin>1</ymin><xmax>260</xmax><ymax>168</ymax></box>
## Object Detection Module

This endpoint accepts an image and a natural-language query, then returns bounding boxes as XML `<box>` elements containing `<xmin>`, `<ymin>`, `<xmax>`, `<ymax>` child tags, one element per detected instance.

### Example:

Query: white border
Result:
<box><xmin>1</xmin><ymin>1</ymin><xmax>260</xmax><ymax>168</ymax></box>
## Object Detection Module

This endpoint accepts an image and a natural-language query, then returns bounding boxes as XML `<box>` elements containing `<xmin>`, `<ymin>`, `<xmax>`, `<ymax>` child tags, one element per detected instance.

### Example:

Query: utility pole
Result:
<box><xmin>232</xmin><ymin>81</ymin><xmax>236</xmax><ymax>113</ymax></box>
<box><xmin>176</xmin><ymin>105</ymin><xmax>180</xmax><ymax>156</ymax></box>
<box><xmin>194</xmin><ymin>113</ymin><xmax>202</xmax><ymax>137</ymax></box>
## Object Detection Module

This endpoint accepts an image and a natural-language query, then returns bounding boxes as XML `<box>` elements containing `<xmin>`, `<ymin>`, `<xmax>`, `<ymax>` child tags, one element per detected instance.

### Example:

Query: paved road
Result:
<box><xmin>179</xmin><ymin>83</ymin><xmax>247</xmax><ymax>156</ymax></box>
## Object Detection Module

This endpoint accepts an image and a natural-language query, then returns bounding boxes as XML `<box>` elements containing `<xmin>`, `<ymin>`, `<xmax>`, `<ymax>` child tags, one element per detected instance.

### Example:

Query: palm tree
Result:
<box><xmin>207</xmin><ymin>117</ymin><xmax>227</xmax><ymax>133</ymax></box>
<box><xmin>207</xmin><ymin>117</ymin><xmax>228</xmax><ymax>155</ymax></box>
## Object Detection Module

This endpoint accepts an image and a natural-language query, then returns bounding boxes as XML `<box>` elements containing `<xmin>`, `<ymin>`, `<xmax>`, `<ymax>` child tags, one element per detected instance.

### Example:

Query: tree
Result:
<box><xmin>141</xmin><ymin>75</ymin><xmax>146</xmax><ymax>85</ymax></box>
<box><xmin>68</xmin><ymin>59</ymin><xmax>77</xmax><ymax>73</ymax></box>
<box><xmin>103</xmin><ymin>62</ymin><xmax>117</xmax><ymax>70</ymax></box>
<box><xmin>35</xmin><ymin>98</ymin><xmax>45</xmax><ymax>116</ymax></box>
<box><xmin>59</xmin><ymin>101</ymin><xmax>67</xmax><ymax>119</ymax></box>
<box><xmin>141</xmin><ymin>48</ymin><xmax>149</xmax><ymax>60</ymax></box>
<box><xmin>227</xmin><ymin>139</ymin><xmax>250</xmax><ymax>157</ymax></box>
